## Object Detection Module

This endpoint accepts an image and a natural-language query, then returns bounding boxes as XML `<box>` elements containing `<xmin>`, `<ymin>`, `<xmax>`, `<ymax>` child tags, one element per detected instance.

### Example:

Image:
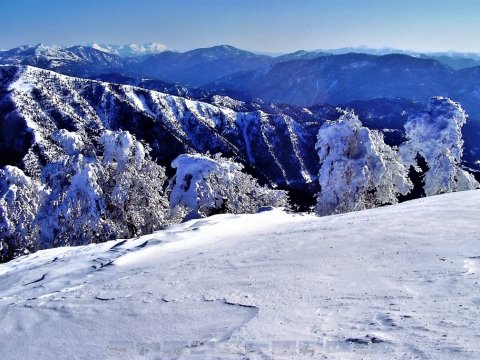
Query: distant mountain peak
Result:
<box><xmin>12</xmin><ymin>44</ymin><xmax>63</xmax><ymax>56</ymax></box>
<box><xmin>87</xmin><ymin>42</ymin><xmax>168</xmax><ymax>56</ymax></box>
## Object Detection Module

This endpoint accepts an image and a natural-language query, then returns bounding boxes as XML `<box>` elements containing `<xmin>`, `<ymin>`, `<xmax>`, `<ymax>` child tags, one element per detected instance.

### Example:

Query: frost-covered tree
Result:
<box><xmin>399</xmin><ymin>97</ymin><xmax>479</xmax><ymax>196</ymax></box>
<box><xmin>99</xmin><ymin>130</ymin><xmax>169</xmax><ymax>238</ymax></box>
<box><xmin>36</xmin><ymin>129</ymin><xmax>171</xmax><ymax>248</ymax></box>
<box><xmin>0</xmin><ymin>166</ymin><xmax>46</xmax><ymax>262</ymax></box>
<box><xmin>316</xmin><ymin>111</ymin><xmax>412</xmax><ymax>216</ymax></box>
<box><xmin>169</xmin><ymin>153</ymin><xmax>288</xmax><ymax>218</ymax></box>
<box><xmin>37</xmin><ymin>130</ymin><xmax>106</xmax><ymax>248</ymax></box>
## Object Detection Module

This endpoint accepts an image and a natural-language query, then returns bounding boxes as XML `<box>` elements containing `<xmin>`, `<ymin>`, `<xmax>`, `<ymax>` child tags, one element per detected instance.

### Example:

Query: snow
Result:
<box><xmin>0</xmin><ymin>64</ymin><xmax>344</xmax><ymax>189</ymax></box>
<box><xmin>100</xmin><ymin>129</ymin><xmax>139</xmax><ymax>169</ymax></box>
<box><xmin>0</xmin><ymin>190</ymin><xmax>479</xmax><ymax>359</ymax></box>
<box><xmin>210</xmin><ymin>95</ymin><xmax>246</xmax><ymax>110</ymax></box>
<box><xmin>8</xmin><ymin>73</ymin><xmax>34</xmax><ymax>93</ymax></box>
<box><xmin>169</xmin><ymin>153</ymin><xmax>287</xmax><ymax>219</ymax></box>
<box><xmin>237</xmin><ymin>114</ymin><xmax>255</xmax><ymax>163</ymax></box>
<box><xmin>170</xmin><ymin>154</ymin><xmax>241</xmax><ymax>212</ymax></box>
<box><xmin>0</xmin><ymin>165</ymin><xmax>30</xmax><ymax>187</ymax></box>
<box><xmin>33</xmin><ymin>44</ymin><xmax>63</xmax><ymax>58</ymax></box>
<box><xmin>52</xmin><ymin>129</ymin><xmax>84</xmax><ymax>155</ymax></box>
<box><xmin>400</xmin><ymin>97</ymin><xmax>479</xmax><ymax>195</ymax></box>
<box><xmin>0</xmin><ymin>166</ymin><xmax>46</xmax><ymax>261</ymax></box>
<box><xmin>316</xmin><ymin>111</ymin><xmax>411</xmax><ymax>215</ymax></box>
<box><xmin>87</xmin><ymin>42</ymin><xmax>167</xmax><ymax>57</ymax></box>
<box><xmin>124</xmin><ymin>87</ymin><xmax>155</xmax><ymax>116</ymax></box>
<box><xmin>464</xmin><ymin>257</ymin><xmax>480</xmax><ymax>275</ymax></box>
<box><xmin>90</xmin><ymin>43</ymin><xmax>111</xmax><ymax>53</ymax></box>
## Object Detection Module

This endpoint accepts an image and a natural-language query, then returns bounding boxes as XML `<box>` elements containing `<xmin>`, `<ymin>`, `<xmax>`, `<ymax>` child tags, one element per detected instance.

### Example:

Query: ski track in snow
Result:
<box><xmin>0</xmin><ymin>191</ymin><xmax>480</xmax><ymax>359</ymax></box>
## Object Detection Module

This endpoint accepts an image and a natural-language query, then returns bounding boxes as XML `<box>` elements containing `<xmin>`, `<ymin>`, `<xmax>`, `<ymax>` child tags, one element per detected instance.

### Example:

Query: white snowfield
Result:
<box><xmin>1</xmin><ymin>191</ymin><xmax>479</xmax><ymax>359</ymax></box>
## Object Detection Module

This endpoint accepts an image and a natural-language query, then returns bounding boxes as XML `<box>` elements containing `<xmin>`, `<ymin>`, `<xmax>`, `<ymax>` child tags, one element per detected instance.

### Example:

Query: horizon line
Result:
<box><xmin>3</xmin><ymin>42</ymin><xmax>480</xmax><ymax>57</ymax></box>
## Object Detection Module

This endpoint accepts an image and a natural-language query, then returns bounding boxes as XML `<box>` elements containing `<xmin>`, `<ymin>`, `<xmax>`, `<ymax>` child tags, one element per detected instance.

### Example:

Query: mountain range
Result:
<box><xmin>1</xmin><ymin>44</ymin><xmax>480</xmax><ymax>205</ymax></box>
<box><xmin>2</xmin><ymin>40</ymin><xmax>480</xmax><ymax>359</ymax></box>
<box><xmin>1</xmin><ymin>64</ymin><xmax>479</xmax><ymax>208</ymax></box>
<box><xmin>2</xmin><ymin>44</ymin><xmax>480</xmax><ymax>117</ymax></box>
<box><xmin>316</xmin><ymin>46</ymin><xmax>480</xmax><ymax>69</ymax></box>
<box><xmin>88</xmin><ymin>42</ymin><xmax>168</xmax><ymax>57</ymax></box>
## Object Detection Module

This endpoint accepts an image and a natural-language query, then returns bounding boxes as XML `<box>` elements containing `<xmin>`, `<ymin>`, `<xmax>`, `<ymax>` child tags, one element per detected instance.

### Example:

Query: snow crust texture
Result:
<box><xmin>0</xmin><ymin>191</ymin><xmax>479</xmax><ymax>359</ymax></box>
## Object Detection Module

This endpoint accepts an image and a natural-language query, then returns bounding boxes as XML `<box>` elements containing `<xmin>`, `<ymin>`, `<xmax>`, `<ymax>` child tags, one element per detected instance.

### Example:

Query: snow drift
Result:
<box><xmin>0</xmin><ymin>190</ymin><xmax>479</xmax><ymax>359</ymax></box>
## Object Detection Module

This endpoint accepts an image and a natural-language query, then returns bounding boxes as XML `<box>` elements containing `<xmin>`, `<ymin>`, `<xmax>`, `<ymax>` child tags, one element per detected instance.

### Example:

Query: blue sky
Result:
<box><xmin>0</xmin><ymin>0</ymin><xmax>479</xmax><ymax>53</ymax></box>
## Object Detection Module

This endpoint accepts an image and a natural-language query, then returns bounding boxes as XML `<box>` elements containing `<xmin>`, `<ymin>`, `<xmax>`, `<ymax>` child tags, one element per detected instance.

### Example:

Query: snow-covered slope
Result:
<box><xmin>0</xmin><ymin>190</ymin><xmax>479</xmax><ymax>359</ymax></box>
<box><xmin>2</xmin><ymin>65</ymin><xmax>479</xmax><ymax>204</ymax></box>
<box><xmin>4</xmin><ymin>45</ymin><xmax>480</xmax><ymax>121</ymax></box>
<box><xmin>0</xmin><ymin>44</ymin><xmax>124</xmax><ymax>76</ymax></box>
<box><xmin>0</xmin><ymin>65</ymin><xmax>321</xmax><ymax>191</ymax></box>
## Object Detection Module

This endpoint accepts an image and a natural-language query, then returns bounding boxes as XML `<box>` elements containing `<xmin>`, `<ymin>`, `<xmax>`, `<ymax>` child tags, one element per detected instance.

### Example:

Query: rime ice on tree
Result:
<box><xmin>169</xmin><ymin>153</ymin><xmax>288</xmax><ymax>218</ymax></box>
<box><xmin>400</xmin><ymin>97</ymin><xmax>479</xmax><ymax>196</ymax></box>
<box><xmin>316</xmin><ymin>110</ymin><xmax>412</xmax><ymax>215</ymax></box>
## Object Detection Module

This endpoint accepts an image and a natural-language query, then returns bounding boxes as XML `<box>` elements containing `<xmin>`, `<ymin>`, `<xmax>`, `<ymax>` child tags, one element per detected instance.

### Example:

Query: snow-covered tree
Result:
<box><xmin>0</xmin><ymin>166</ymin><xmax>46</xmax><ymax>262</ymax></box>
<box><xmin>169</xmin><ymin>153</ymin><xmax>288</xmax><ymax>218</ymax></box>
<box><xmin>316</xmin><ymin>110</ymin><xmax>412</xmax><ymax>216</ymax></box>
<box><xmin>37</xmin><ymin>130</ymin><xmax>105</xmax><ymax>248</ymax></box>
<box><xmin>36</xmin><ymin>129</ymin><xmax>171</xmax><ymax>248</ymax></box>
<box><xmin>399</xmin><ymin>97</ymin><xmax>479</xmax><ymax>196</ymax></box>
<box><xmin>99</xmin><ymin>130</ymin><xmax>169</xmax><ymax>238</ymax></box>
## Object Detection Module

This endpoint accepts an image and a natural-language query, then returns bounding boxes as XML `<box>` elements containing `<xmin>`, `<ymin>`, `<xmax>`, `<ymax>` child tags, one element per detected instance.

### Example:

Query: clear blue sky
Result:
<box><xmin>1</xmin><ymin>0</ymin><xmax>479</xmax><ymax>53</ymax></box>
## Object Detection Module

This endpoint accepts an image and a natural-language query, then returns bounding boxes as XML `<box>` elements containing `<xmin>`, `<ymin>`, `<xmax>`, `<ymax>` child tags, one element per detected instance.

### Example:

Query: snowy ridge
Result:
<box><xmin>0</xmin><ymin>191</ymin><xmax>479</xmax><ymax>359</ymax></box>
<box><xmin>0</xmin><ymin>44</ymin><xmax>124</xmax><ymax>77</ymax></box>
<box><xmin>89</xmin><ymin>42</ymin><xmax>168</xmax><ymax>56</ymax></box>
<box><xmin>1</xmin><ymin>65</ymin><xmax>317</xmax><ymax>188</ymax></box>
<box><xmin>3</xmin><ymin>44</ymin><xmax>480</xmax><ymax>120</ymax></box>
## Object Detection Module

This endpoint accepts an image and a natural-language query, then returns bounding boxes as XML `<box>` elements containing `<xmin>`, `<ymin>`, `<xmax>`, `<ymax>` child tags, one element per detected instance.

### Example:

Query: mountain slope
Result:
<box><xmin>1</xmin><ymin>190</ymin><xmax>479</xmax><ymax>359</ymax></box>
<box><xmin>0</xmin><ymin>44</ymin><xmax>124</xmax><ymax>77</ymax></box>
<box><xmin>210</xmin><ymin>51</ymin><xmax>480</xmax><ymax>120</ymax></box>
<box><xmin>4</xmin><ymin>45</ymin><xmax>480</xmax><ymax>120</ymax></box>
<box><xmin>210</xmin><ymin>53</ymin><xmax>457</xmax><ymax>107</ymax></box>
<box><xmin>2</xmin><ymin>65</ymin><xmax>480</xmax><ymax>198</ymax></box>
<box><xmin>317</xmin><ymin>47</ymin><xmax>480</xmax><ymax>70</ymax></box>
<box><xmin>0</xmin><ymin>65</ymin><xmax>322</xmax><ymax>191</ymax></box>
<box><xmin>134</xmin><ymin>45</ymin><xmax>274</xmax><ymax>87</ymax></box>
